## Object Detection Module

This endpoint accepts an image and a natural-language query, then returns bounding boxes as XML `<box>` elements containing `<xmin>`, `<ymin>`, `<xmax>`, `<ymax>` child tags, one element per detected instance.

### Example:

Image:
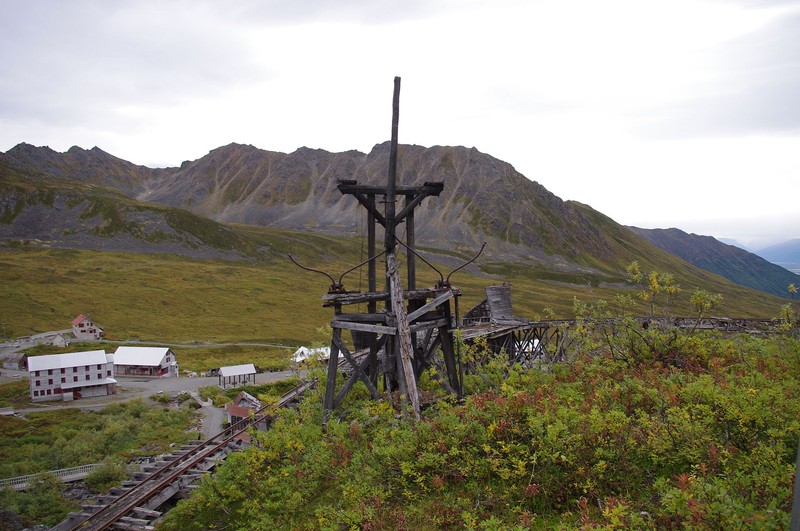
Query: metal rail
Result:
<box><xmin>61</xmin><ymin>381</ymin><xmax>311</xmax><ymax>531</ymax></box>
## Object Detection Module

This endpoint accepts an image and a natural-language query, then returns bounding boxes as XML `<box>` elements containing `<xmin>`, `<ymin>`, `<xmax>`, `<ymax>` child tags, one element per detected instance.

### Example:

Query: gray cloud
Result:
<box><xmin>232</xmin><ymin>0</ymin><xmax>442</xmax><ymax>26</ymax></box>
<box><xmin>0</xmin><ymin>1</ymin><xmax>267</xmax><ymax>127</ymax></box>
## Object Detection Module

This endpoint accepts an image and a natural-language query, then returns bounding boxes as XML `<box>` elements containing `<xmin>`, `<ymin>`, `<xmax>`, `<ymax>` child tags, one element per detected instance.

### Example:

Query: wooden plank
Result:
<box><xmin>332</xmin><ymin>320</ymin><xmax>396</xmax><ymax>336</ymax></box>
<box><xmin>407</xmin><ymin>290</ymin><xmax>454</xmax><ymax>323</ymax></box>
<box><xmin>332</xmin><ymin>314</ymin><xmax>380</xmax><ymax>401</ymax></box>
<box><xmin>387</xmin><ymin>253</ymin><xmax>420</xmax><ymax>420</ymax></box>
<box><xmin>323</xmin><ymin>288</ymin><xmax>461</xmax><ymax>307</ymax></box>
<box><xmin>334</xmin><ymin>313</ymin><xmax>388</xmax><ymax>323</ymax></box>
<box><xmin>337</xmin><ymin>182</ymin><xmax>443</xmax><ymax>196</ymax></box>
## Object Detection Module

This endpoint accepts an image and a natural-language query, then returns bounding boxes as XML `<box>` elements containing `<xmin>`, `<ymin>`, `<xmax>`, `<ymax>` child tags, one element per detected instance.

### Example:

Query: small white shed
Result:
<box><xmin>218</xmin><ymin>363</ymin><xmax>256</xmax><ymax>389</ymax></box>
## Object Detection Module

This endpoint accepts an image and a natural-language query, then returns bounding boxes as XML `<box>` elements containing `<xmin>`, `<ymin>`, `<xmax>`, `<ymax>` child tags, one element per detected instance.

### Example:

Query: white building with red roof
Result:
<box><xmin>27</xmin><ymin>350</ymin><xmax>116</xmax><ymax>402</ymax></box>
<box><xmin>71</xmin><ymin>314</ymin><xmax>103</xmax><ymax>341</ymax></box>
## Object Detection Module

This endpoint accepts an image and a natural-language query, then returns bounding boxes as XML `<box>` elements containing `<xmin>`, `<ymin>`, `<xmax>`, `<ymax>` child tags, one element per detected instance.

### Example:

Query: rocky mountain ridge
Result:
<box><xmin>3</xmin><ymin>142</ymin><xmax>618</xmax><ymax>272</ymax></box>
<box><xmin>2</xmin><ymin>141</ymin><xmax>797</xmax><ymax>299</ymax></box>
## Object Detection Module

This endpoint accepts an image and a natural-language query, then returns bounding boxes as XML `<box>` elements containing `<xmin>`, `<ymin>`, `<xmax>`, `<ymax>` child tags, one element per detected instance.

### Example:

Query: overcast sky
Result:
<box><xmin>1</xmin><ymin>0</ymin><xmax>798</xmax><ymax>247</ymax></box>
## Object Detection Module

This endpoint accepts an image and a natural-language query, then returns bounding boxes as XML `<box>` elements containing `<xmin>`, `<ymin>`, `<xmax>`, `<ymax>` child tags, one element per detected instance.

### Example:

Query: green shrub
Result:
<box><xmin>160</xmin><ymin>328</ymin><xmax>800</xmax><ymax>529</ymax></box>
<box><xmin>84</xmin><ymin>460</ymin><xmax>127</xmax><ymax>493</ymax></box>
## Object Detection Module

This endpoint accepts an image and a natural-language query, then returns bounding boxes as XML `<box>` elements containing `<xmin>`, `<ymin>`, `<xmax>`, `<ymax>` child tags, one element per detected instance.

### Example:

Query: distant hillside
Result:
<box><xmin>0</xmin><ymin>141</ymin><xmax>791</xmax><ymax>317</ymax></box>
<box><xmin>755</xmin><ymin>239</ymin><xmax>800</xmax><ymax>274</ymax></box>
<box><xmin>0</xmin><ymin>155</ymin><xmax>261</xmax><ymax>260</ymax></box>
<box><xmin>629</xmin><ymin>227</ymin><xmax>799</xmax><ymax>298</ymax></box>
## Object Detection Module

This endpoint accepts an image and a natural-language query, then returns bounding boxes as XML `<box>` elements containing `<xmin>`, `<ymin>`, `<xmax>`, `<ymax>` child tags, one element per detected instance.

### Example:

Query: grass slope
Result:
<box><xmin>0</xmin><ymin>225</ymin><xmax>786</xmax><ymax>348</ymax></box>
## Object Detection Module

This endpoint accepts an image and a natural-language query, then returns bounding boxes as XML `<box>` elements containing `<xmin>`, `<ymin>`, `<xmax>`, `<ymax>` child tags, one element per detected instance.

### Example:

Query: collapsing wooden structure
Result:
<box><xmin>460</xmin><ymin>284</ymin><xmax>568</xmax><ymax>367</ymax></box>
<box><xmin>316</xmin><ymin>77</ymin><xmax>463</xmax><ymax>420</ymax></box>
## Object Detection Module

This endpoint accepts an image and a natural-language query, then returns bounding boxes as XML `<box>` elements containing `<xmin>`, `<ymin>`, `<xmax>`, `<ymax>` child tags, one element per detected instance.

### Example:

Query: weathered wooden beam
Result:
<box><xmin>332</xmin><ymin>319</ymin><xmax>396</xmax><ymax>336</ymax></box>
<box><xmin>333</xmin><ymin>313</ymin><xmax>388</xmax><ymax>323</ymax></box>
<box><xmin>388</xmin><ymin>253</ymin><xmax>420</xmax><ymax>420</ymax></box>
<box><xmin>332</xmin><ymin>331</ymin><xmax>380</xmax><ymax>400</ymax></box>
<box><xmin>386</xmin><ymin>77</ymin><xmax>399</xmax><ymax>254</ymax></box>
<box><xmin>335</xmin><ymin>352</ymin><xmax>376</xmax><ymax>406</ymax></box>
<box><xmin>395</xmin><ymin>187</ymin><xmax>443</xmax><ymax>224</ymax></box>
<box><xmin>407</xmin><ymin>290</ymin><xmax>454</xmax><ymax>323</ymax></box>
<box><xmin>349</xmin><ymin>191</ymin><xmax>387</xmax><ymax>227</ymax></box>
<box><xmin>337</xmin><ymin>182</ymin><xmax>443</xmax><ymax>196</ymax></box>
<box><xmin>323</xmin><ymin>330</ymin><xmax>342</xmax><ymax>419</ymax></box>
<box><xmin>323</xmin><ymin>288</ymin><xmax>460</xmax><ymax>307</ymax></box>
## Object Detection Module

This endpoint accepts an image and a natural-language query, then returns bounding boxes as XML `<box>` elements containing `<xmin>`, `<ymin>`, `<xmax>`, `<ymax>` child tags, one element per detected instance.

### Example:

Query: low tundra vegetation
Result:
<box><xmin>0</xmin><ymin>399</ymin><xmax>198</xmax><ymax>527</ymax></box>
<box><xmin>159</xmin><ymin>317</ymin><xmax>800</xmax><ymax>529</ymax></box>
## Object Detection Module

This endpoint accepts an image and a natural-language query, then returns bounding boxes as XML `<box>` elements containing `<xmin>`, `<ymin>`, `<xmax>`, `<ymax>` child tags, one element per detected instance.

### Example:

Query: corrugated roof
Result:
<box><xmin>113</xmin><ymin>346</ymin><xmax>171</xmax><ymax>367</ymax></box>
<box><xmin>71</xmin><ymin>314</ymin><xmax>89</xmax><ymax>326</ymax></box>
<box><xmin>219</xmin><ymin>364</ymin><xmax>256</xmax><ymax>378</ymax></box>
<box><xmin>28</xmin><ymin>350</ymin><xmax>108</xmax><ymax>372</ymax></box>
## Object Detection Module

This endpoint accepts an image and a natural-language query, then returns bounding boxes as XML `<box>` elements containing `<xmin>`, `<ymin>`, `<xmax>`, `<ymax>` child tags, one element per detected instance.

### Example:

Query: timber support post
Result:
<box><xmin>318</xmin><ymin>77</ymin><xmax>463</xmax><ymax>422</ymax></box>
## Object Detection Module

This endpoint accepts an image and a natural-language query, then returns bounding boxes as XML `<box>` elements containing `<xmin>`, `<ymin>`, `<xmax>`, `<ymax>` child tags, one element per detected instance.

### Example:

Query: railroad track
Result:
<box><xmin>54</xmin><ymin>381</ymin><xmax>311</xmax><ymax>531</ymax></box>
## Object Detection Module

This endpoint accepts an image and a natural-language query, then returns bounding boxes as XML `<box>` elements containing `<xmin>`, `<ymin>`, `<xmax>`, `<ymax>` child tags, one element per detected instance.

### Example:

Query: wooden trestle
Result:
<box><xmin>322</xmin><ymin>77</ymin><xmax>463</xmax><ymax>420</ymax></box>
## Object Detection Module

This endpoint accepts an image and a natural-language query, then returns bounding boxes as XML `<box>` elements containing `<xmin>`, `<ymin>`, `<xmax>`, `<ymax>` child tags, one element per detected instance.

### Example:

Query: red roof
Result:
<box><xmin>72</xmin><ymin>314</ymin><xmax>90</xmax><ymax>326</ymax></box>
<box><xmin>226</xmin><ymin>404</ymin><xmax>256</xmax><ymax>418</ymax></box>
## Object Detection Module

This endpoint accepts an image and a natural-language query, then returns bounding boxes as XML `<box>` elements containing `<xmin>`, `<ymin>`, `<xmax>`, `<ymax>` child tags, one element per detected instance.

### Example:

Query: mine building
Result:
<box><xmin>28</xmin><ymin>350</ymin><xmax>116</xmax><ymax>402</ymax></box>
<box><xmin>113</xmin><ymin>346</ymin><xmax>179</xmax><ymax>378</ymax></box>
<box><xmin>71</xmin><ymin>314</ymin><xmax>104</xmax><ymax>341</ymax></box>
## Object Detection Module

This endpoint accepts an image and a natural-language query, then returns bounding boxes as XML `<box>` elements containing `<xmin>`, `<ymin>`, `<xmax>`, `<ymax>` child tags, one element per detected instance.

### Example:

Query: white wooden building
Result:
<box><xmin>218</xmin><ymin>364</ymin><xmax>256</xmax><ymax>389</ymax></box>
<box><xmin>71</xmin><ymin>314</ymin><xmax>103</xmax><ymax>341</ymax></box>
<box><xmin>28</xmin><ymin>350</ymin><xmax>116</xmax><ymax>402</ymax></box>
<box><xmin>113</xmin><ymin>346</ymin><xmax>178</xmax><ymax>378</ymax></box>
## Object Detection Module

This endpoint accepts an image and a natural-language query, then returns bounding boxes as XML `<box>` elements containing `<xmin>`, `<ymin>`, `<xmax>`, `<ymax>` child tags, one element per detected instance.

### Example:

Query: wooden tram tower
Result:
<box><xmin>320</xmin><ymin>77</ymin><xmax>463</xmax><ymax>420</ymax></box>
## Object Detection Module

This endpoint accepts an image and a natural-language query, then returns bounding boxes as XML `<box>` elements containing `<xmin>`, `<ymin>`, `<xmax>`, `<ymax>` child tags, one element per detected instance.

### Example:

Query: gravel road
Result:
<box><xmin>1</xmin><ymin>368</ymin><xmax>300</xmax><ymax>437</ymax></box>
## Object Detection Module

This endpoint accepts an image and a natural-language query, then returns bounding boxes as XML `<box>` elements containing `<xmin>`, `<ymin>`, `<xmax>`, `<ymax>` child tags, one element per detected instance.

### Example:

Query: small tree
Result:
<box><xmin>689</xmin><ymin>289</ymin><xmax>722</xmax><ymax>320</ymax></box>
<box><xmin>780</xmin><ymin>284</ymin><xmax>799</xmax><ymax>339</ymax></box>
<box><xmin>626</xmin><ymin>261</ymin><xmax>681</xmax><ymax>317</ymax></box>
<box><xmin>688</xmin><ymin>289</ymin><xmax>722</xmax><ymax>333</ymax></box>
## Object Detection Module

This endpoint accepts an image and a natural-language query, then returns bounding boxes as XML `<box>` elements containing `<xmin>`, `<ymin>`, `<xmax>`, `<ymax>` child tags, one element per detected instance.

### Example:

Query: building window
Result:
<box><xmin>85</xmin><ymin>375</ymin><xmax>90</xmax><ymax>381</ymax></box>
<box><xmin>73</xmin><ymin>367</ymin><xmax>78</xmax><ymax>373</ymax></box>
<box><xmin>46</xmin><ymin>389</ymin><xmax>51</xmax><ymax>395</ymax></box>
<box><xmin>33</xmin><ymin>390</ymin><xmax>38</xmax><ymax>397</ymax></box>
<box><xmin>84</xmin><ymin>366</ymin><xmax>89</xmax><ymax>371</ymax></box>
<box><xmin>48</xmin><ymin>379</ymin><xmax>53</xmax><ymax>385</ymax></box>
<box><xmin>60</xmin><ymin>368</ymin><xmax>65</xmax><ymax>374</ymax></box>
<box><xmin>35</xmin><ymin>380</ymin><xmax>40</xmax><ymax>387</ymax></box>
<box><xmin>61</xmin><ymin>378</ymin><xmax>65</xmax><ymax>383</ymax></box>
<box><xmin>107</xmin><ymin>370</ymin><xmax>111</xmax><ymax>376</ymax></box>
<box><xmin>97</xmin><ymin>364</ymin><xmax>101</xmax><ymax>370</ymax></box>
<box><xmin>48</xmin><ymin>369</ymin><xmax>53</xmax><ymax>375</ymax></box>
<box><xmin>73</xmin><ymin>376</ymin><xmax>78</xmax><ymax>382</ymax></box>
<box><xmin>35</xmin><ymin>371</ymin><xmax>40</xmax><ymax>377</ymax></box>
<box><xmin>97</xmin><ymin>373</ymin><xmax>102</xmax><ymax>380</ymax></box>
<box><xmin>55</xmin><ymin>388</ymin><xmax>61</xmax><ymax>394</ymax></box>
